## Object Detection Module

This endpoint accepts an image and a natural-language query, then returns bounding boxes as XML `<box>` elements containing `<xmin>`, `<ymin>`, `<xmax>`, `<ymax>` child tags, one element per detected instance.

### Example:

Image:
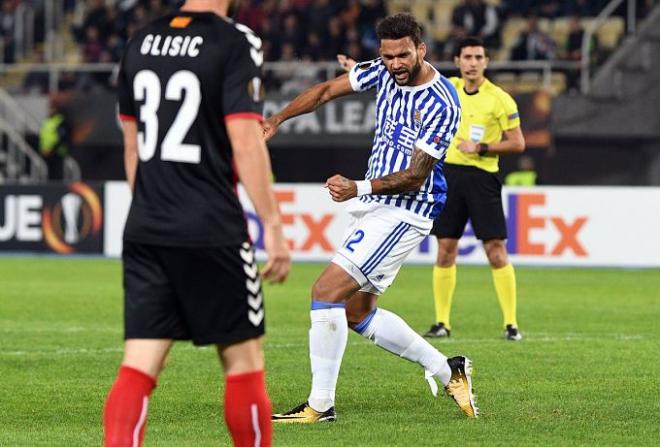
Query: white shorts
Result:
<box><xmin>332</xmin><ymin>200</ymin><xmax>432</xmax><ymax>295</ymax></box>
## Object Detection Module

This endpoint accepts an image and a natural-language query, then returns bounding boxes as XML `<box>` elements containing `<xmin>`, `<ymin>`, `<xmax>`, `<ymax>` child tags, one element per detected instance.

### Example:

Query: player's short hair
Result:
<box><xmin>376</xmin><ymin>13</ymin><xmax>423</xmax><ymax>47</ymax></box>
<box><xmin>454</xmin><ymin>37</ymin><xmax>489</xmax><ymax>58</ymax></box>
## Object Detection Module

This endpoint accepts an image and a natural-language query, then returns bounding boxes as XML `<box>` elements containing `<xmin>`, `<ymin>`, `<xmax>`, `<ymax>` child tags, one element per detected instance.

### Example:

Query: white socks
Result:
<box><xmin>307</xmin><ymin>302</ymin><xmax>348</xmax><ymax>412</ymax></box>
<box><xmin>307</xmin><ymin>303</ymin><xmax>451</xmax><ymax>412</ymax></box>
<box><xmin>355</xmin><ymin>308</ymin><xmax>451</xmax><ymax>386</ymax></box>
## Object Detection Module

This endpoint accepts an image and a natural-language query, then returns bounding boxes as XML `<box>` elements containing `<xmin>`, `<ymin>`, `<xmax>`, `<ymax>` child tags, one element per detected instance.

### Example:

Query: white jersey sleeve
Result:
<box><xmin>415</xmin><ymin>103</ymin><xmax>461</xmax><ymax>159</ymax></box>
<box><xmin>348</xmin><ymin>58</ymin><xmax>386</xmax><ymax>92</ymax></box>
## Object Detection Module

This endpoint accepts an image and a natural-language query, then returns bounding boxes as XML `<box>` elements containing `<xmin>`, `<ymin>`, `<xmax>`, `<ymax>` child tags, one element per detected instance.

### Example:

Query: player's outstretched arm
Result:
<box><xmin>326</xmin><ymin>147</ymin><xmax>437</xmax><ymax>202</ymax></box>
<box><xmin>228</xmin><ymin>118</ymin><xmax>291</xmax><ymax>283</ymax></box>
<box><xmin>121</xmin><ymin>121</ymin><xmax>138</xmax><ymax>191</ymax></box>
<box><xmin>262</xmin><ymin>74</ymin><xmax>354</xmax><ymax>141</ymax></box>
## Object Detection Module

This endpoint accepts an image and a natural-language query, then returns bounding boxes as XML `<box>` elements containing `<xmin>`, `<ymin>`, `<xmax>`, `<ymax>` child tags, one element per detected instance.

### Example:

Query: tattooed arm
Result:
<box><xmin>326</xmin><ymin>147</ymin><xmax>438</xmax><ymax>202</ymax></box>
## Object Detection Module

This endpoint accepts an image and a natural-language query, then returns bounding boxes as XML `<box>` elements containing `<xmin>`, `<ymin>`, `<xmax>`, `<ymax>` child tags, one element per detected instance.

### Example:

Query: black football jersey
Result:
<box><xmin>117</xmin><ymin>11</ymin><xmax>264</xmax><ymax>246</ymax></box>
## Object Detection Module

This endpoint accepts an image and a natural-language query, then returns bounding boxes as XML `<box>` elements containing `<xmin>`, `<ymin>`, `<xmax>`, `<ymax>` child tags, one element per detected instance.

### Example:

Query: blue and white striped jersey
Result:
<box><xmin>348</xmin><ymin>58</ymin><xmax>461</xmax><ymax>220</ymax></box>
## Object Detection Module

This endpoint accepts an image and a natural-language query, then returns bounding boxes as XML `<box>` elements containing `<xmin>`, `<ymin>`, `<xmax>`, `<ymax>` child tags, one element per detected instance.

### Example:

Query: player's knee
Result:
<box><xmin>484</xmin><ymin>240</ymin><xmax>508</xmax><ymax>268</ymax></box>
<box><xmin>311</xmin><ymin>278</ymin><xmax>338</xmax><ymax>301</ymax></box>
<box><xmin>311</xmin><ymin>275</ymin><xmax>356</xmax><ymax>303</ymax></box>
<box><xmin>346</xmin><ymin>309</ymin><xmax>367</xmax><ymax>328</ymax></box>
<box><xmin>436</xmin><ymin>239</ymin><xmax>458</xmax><ymax>266</ymax></box>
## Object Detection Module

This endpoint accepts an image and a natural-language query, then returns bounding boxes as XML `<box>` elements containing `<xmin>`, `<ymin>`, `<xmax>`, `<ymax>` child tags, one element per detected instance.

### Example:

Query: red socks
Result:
<box><xmin>103</xmin><ymin>367</ymin><xmax>271</xmax><ymax>447</ymax></box>
<box><xmin>224</xmin><ymin>370</ymin><xmax>272</xmax><ymax>447</ymax></box>
<box><xmin>103</xmin><ymin>366</ymin><xmax>156</xmax><ymax>447</ymax></box>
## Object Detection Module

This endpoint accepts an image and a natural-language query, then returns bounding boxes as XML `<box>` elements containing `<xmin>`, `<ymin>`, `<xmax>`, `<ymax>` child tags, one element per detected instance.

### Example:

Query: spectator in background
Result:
<box><xmin>234</xmin><ymin>0</ymin><xmax>264</xmax><ymax>32</ymax></box>
<box><xmin>562</xmin><ymin>15</ymin><xmax>595</xmax><ymax>61</ymax></box>
<box><xmin>22</xmin><ymin>48</ymin><xmax>49</xmax><ymax>94</ymax></box>
<box><xmin>358</xmin><ymin>0</ymin><xmax>387</xmax><ymax>51</ymax></box>
<box><xmin>146</xmin><ymin>0</ymin><xmax>166</xmax><ymax>22</ymax></box>
<box><xmin>130</xmin><ymin>4</ymin><xmax>150</xmax><ymax>29</ymax></box>
<box><xmin>77</xmin><ymin>0</ymin><xmax>111</xmax><ymax>42</ymax></box>
<box><xmin>510</xmin><ymin>15</ymin><xmax>556</xmax><ymax>60</ymax></box>
<box><xmin>307</xmin><ymin>0</ymin><xmax>334</xmax><ymax>39</ymax></box>
<box><xmin>0</xmin><ymin>0</ymin><xmax>16</xmax><ymax>63</ymax></box>
<box><xmin>106</xmin><ymin>33</ymin><xmax>125</xmax><ymax>63</ymax></box>
<box><xmin>451</xmin><ymin>0</ymin><xmax>501</xmax><ymax>49</ymax></box>
<box><xmin>280</xmin><ymin>13</ymin><xmax>304</xmax><ymax>55</ymax></box>
<box><xmin>321</xmin><ymin>16</ymin><xmax>347</xmax><ymax>59</ymax></box>
<box><xmin>82</xmin><ymin>26</ymin><xmax>104</xmax><ymax>63</ymax></box>
<box><xmin>39</xmin><ymin>100</ymin><xmax>70</xmax><ymax>181</ymax></box>
<box><xmin>536</xmin><ymin>0</ymin><xmax>563</xmax><ymax>18</ymax></box>
<box><xmin>439</xmin><ymin>25</ymin><xmax>468</xmax><ymax>61</ymax></box>
<box><xmin>345</xmin><ymin>39</ymin><xmax>364</xmax><ymax>62</ymax></box>
<box><xmin>561</xmin><ymin>15</ymin><xmax>597</xmax><ymax>92</ymax></box>
<box><xmin>304</xmin><ymin>32</ymin><xmax>323</xmax><ymax>61</ymax></box>
<box><xmin>505</xmin><ymin>155</ymin><xmax>538</xmax><ymax>186</ymax></box>
<box><xmin>501</xmin><ymin>0</ymin><xmax>536</xmax><ymax>17</ymax></box>
<box><xmin>566</xmin><ymin>0</ymin><xmax>608</xmax><ymax>17</ymax></box>
<box><xmin>260</xmin><ymin>17</ymin><xmax>280</xmax><ymax>61</ymax></box>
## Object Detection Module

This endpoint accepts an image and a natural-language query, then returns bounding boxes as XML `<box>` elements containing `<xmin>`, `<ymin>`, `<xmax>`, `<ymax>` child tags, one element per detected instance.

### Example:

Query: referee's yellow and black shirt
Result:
<box><xmin>444</xmin><ymin>77</ymin><xmax>520</xmax><ymax>173</ymax></box>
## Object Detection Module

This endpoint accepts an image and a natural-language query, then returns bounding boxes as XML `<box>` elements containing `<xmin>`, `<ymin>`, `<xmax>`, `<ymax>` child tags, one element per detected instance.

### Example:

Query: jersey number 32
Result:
<box><xmin>133</xmin><ymin>69</ymin><xmax>201</xmax><ymax>164</ymax></box>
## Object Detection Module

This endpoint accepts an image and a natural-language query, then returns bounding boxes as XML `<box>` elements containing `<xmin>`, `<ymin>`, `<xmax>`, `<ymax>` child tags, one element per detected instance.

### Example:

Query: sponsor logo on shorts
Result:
<box><xmin>241</xmin><ymin>242</ymin><xmax>264</xmax><ymax>326</ymax></box>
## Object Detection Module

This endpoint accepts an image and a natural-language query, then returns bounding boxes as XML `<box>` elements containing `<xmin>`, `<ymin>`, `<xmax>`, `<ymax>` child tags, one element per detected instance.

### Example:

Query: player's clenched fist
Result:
<box><xmin>262</xmin><ymin>116</ymin><xmax>280</xmax><ymax>141</ymax></box>
<box><xmin>326</xmin><ymin>174</ymin><xmax>357</xmax><ymax>202</ymax></box>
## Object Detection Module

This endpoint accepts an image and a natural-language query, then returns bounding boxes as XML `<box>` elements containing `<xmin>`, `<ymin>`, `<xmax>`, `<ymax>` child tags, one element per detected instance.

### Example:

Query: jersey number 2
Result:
<box><xmin>345</xmin><ymin>230</ymin><xmax>365</xmax><ymax>252</ymax></box>
<box><xmin>134</xmin><ymin>69</ymin><xmax>201</xmax><ymax>164</ymax></box>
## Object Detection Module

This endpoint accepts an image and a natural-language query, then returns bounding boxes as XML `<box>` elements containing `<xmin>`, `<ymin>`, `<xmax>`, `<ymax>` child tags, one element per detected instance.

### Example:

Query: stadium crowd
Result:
<box><xmin>67</xmin><ymin>0</ymin><xmax>657</xmax><ymax>65</ymax></box>
<box><xmin>2</xmin><ymin>0</ymin><xmax>656</xmax><ymax>94</ymax></box>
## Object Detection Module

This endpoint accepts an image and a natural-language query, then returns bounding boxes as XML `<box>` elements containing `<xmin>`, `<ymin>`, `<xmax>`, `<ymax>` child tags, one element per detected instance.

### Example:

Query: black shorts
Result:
<box><xmin>431</xmin><ymin>164</ymin><xmax>507</xmax><ymax>241</ymax></box>
<box><xmin>122</xmin><ymin>241</ymin><xmax>264</xmax><ymax>346</ymax></box>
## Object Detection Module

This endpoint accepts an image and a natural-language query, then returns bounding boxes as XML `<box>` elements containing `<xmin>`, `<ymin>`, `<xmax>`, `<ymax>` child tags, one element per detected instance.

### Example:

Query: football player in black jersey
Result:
<box><xmin>103</xmin><ymin>1</ymin><xmax>289</xmax><ymax>446</ymax></box>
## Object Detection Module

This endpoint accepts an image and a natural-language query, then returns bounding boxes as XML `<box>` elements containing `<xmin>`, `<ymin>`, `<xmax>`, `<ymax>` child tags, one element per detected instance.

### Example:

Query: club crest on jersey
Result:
<box><xmin>414</xmin><ymin>109</ymin><xmax>421</xmax><ymax>123</ymax></box>
<box><xmin>247</xmin><ymin>77</ymin><xmax>265</xmax><ymax>102</ymax></box>
<box><xmin>169</xmin><ymin>16</ymin><xmax>192</xmax><ymax>28</ymax></box>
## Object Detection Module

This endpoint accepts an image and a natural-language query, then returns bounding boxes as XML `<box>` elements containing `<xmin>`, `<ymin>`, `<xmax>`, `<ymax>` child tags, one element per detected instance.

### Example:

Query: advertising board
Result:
<box><xmin>103</xmin><ymin>183</ymin><xmax>660</xmax><ymax>267</ymax></box>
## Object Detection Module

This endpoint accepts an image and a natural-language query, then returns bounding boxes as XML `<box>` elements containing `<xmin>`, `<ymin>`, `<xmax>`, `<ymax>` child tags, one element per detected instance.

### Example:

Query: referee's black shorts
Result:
<box><xmin>431</xmin><ymin>163</ymin><xmax>507</xmax><ymax>241</ymax></box>
<box><xmin>122</xmin><ymin>241</ymin><xmax>264</xmax><ymax>346</ymax></box>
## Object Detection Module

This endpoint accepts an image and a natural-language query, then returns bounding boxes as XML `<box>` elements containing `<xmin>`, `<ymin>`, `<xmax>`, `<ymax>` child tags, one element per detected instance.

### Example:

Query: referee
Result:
<box><xmin>424</xmin><ymin>37</ymin><xmax>526</xmax><ymax>341</ymax></box>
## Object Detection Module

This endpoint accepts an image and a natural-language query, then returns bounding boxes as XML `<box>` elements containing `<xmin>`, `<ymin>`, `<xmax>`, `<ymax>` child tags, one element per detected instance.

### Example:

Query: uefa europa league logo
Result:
<box><xmin>42</xmin><ymin>183</ymin><xmax>103</xmax><ymax>253</ymax></box>
<box><xmin>61</xmin><ymin>193</ymin><xmax>82</xmax><ymax>244</ymax></box>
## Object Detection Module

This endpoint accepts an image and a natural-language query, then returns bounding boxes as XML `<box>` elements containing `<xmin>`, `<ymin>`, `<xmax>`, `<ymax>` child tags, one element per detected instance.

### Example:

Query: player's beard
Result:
<box><xmin>391</xmin><ymin>56</ymin><xmax>422</xmax><ymax>86</ymax></box>
<box><xmin>227</xmin><ymin>0</ymin><xmax>240</xmax><ymax>17</ymax></box>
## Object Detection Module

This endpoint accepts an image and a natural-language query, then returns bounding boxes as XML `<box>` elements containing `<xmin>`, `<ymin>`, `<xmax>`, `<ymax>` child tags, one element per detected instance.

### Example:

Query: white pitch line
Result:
<box><xmin>0</xmin><ymin>327</ymin><xmax>120</xmax><ymax>334</ymax></box>
<box><xmin>0</xmin><ymin>334</ymin><xmax>649</xmax><ymax>357</ymax></box>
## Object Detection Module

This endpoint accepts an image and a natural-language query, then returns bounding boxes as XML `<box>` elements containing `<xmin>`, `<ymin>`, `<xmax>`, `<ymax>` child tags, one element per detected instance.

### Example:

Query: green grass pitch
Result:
<box><xmin>1</xmin><ymin>258</ymin><xmax>659</xmax><ymax>446</ymax></box>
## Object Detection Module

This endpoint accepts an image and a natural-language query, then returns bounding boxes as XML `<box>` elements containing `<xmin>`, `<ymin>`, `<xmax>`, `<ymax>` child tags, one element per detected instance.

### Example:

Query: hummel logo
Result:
<box><xmin>248</xmin><ymin>292</ymin><xmax>263</xmax><ymax>311</ymax></box>
<box><xmin>243</xmin><ymin>263</ymin><xmax>258</xmax><ymax>279</ymax></box>
<box><xmin>240</xmin><ymin>246</ymin><xmax>254</xmax><ymax>265</ymax></box>
<box><xmin>248</xmin><ymin>309</ymin><xmax>264</xmax><ymax>326</ymax></box>
<box><xmin>246</xmin><ymin>278</ymin><xmax>261</xmax><ymax>295</ymax></box>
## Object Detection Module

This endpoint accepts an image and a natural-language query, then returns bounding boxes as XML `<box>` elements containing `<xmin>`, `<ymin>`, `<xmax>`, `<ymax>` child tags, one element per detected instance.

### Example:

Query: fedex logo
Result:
<box><xmin>506</xmin><ymin>193</ymin><xmax>588</xmax><ymax>256</ymax></box>
<box><xmin>245</xmin><ymin>190</ymin><xmax>335</xmax><ymax>252</ymax></box>
<box><xmin>419</xmin><ymin>192</ymin><xmax>589</xmax><ymax>257</ymax></box>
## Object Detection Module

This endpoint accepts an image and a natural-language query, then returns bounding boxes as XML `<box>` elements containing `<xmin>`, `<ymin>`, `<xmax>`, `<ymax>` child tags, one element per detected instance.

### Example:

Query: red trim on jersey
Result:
<box><xmin>118</xmin><ymin>114</ymin><xmax>137</xmax><ymax>122</ymax></box>
<box><xmin>224</xmin><ymin>112</ymin><xmax>264</xmax><ymax>123</ymax></box>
